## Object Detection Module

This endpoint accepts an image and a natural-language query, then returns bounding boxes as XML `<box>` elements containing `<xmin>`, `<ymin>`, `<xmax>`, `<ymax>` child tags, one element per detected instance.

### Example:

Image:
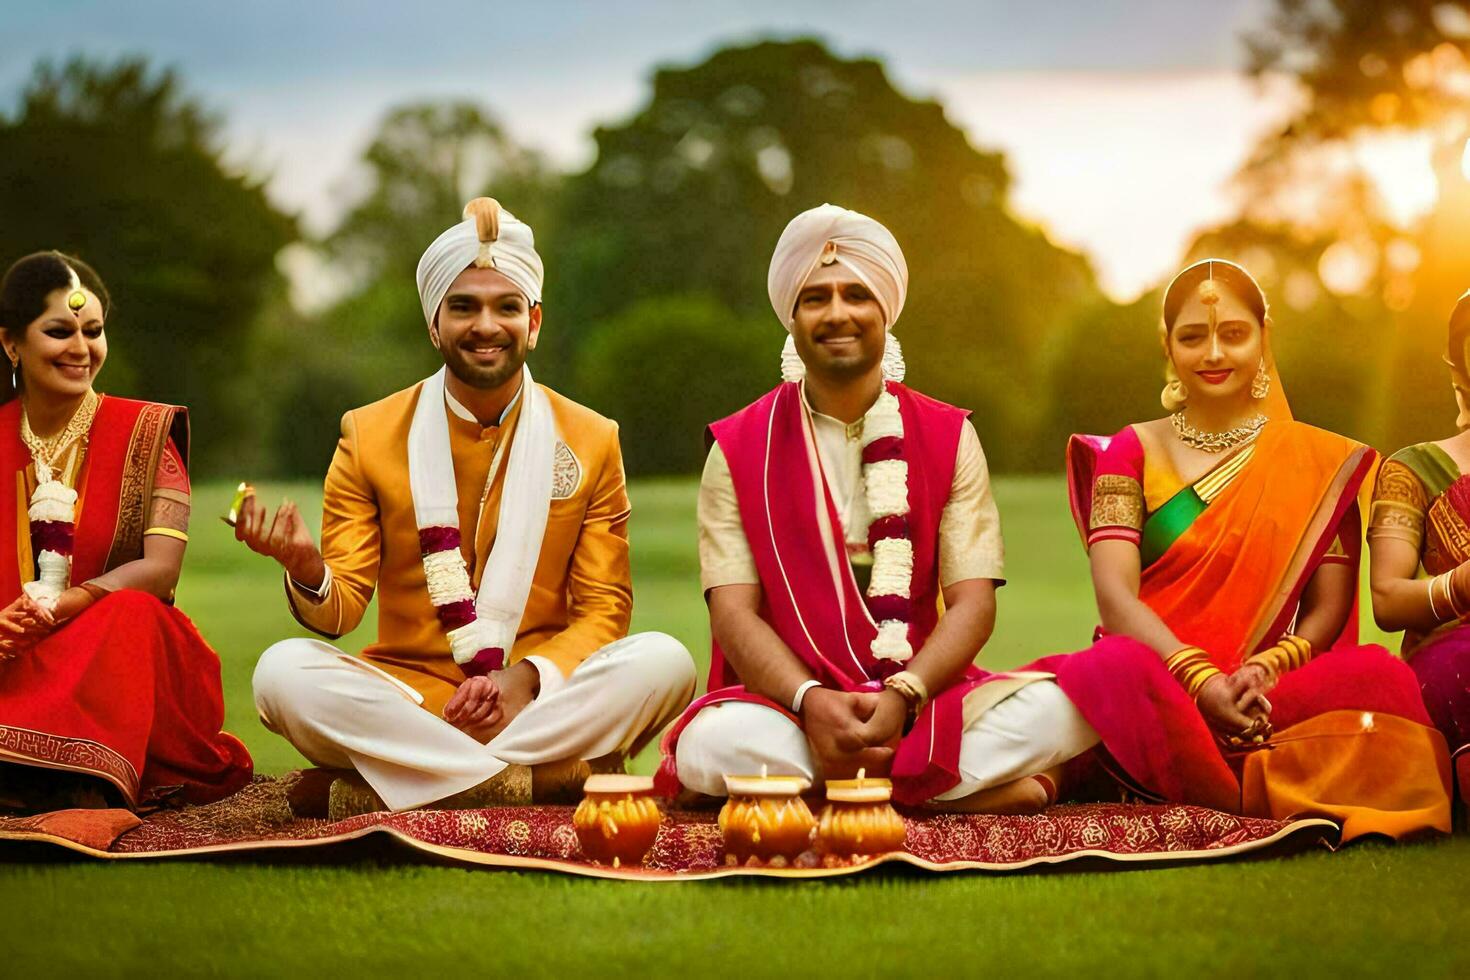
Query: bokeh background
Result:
<box><xmin>7</xmin><ymin>0</ymin><xmax>1470</xmax><ymax>481</ymax></box>
<box><xmin>5</xmin><ymin>9</ymin><xmax>1470</xmax><ymax>976</ymax></box>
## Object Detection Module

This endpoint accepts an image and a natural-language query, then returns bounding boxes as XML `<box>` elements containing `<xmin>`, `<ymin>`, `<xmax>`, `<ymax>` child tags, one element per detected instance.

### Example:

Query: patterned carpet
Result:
<box><xmin>0</xmin><ymin>773</ymin><xmax>1340</xmax><ymax>879</ymax></box>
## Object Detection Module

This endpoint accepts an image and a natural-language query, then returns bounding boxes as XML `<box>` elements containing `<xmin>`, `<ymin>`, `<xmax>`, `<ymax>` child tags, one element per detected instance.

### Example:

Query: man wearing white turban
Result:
<box><xmin>237</xmin><ymin>198</ymin><xmax>694</xmax><ymax>817</ymax></box>
<box><xmin>659</xmin><ymin>204</ymin><xmax>1099</xmax><ymax>811</ymax></box>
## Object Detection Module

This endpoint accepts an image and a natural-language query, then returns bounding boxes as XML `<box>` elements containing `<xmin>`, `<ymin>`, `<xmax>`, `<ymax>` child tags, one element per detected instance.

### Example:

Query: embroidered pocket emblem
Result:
<box><xmin>552</xmin><ymin>442</ymin><xmax>582</xmax><ymax>499</ymax></box>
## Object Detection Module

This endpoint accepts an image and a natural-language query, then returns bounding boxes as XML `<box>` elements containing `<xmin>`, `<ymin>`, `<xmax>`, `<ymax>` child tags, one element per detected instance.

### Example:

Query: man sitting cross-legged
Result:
<box><xmin>660</xmin><ymin>204</ymin><xmax>1098</xmax><ymax>811</ymax></box>
<box><xmin>239</xmin><ymin>197</ymin><xmax>695</xmax><ymax>817</ymax></box>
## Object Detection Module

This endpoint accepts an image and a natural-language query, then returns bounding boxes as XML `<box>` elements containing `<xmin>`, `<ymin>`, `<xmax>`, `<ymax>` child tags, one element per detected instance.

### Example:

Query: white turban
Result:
<box><xmin>415</xmin><ymin>197</ymin><xmax>544</xmax><ymax>326</ymax></box>
<box><xmin>767</xmin><ymin>204</ymin><xmax>908</xmax><ymax>383</ymax></box>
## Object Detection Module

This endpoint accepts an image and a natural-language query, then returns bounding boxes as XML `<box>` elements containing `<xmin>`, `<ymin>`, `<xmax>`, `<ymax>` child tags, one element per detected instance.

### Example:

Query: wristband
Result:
<box><xmin>790</xmin><ymin>679</ymin><xmax>823</xmax><ymax>715</ymax></box>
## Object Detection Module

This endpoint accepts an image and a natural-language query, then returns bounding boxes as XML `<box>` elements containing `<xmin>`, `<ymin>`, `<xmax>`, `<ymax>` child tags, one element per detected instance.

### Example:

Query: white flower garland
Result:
<box><xmin>858</xmin><ymin>389</ymin><xmax>915</xmax><ymax>663</ymax></box>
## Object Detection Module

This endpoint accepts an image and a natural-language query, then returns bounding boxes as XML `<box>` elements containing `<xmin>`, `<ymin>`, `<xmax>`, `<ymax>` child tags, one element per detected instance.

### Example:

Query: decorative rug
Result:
<box><xmin>0</xmin><ymin>774</ymin><xmax>1339</xmax><ymax>879</ymax></box>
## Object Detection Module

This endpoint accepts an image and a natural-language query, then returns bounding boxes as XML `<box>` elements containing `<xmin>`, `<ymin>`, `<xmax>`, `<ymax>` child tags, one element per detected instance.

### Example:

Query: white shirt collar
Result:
<box><xmin>444</xmin><ymin>377</ymin><xmax>523</xmax><ymax>427</ymax></box>
<box><xmin>799</xmin><ymin>380</ymin><xmax>869</xmax><ymax>441</ymax></box>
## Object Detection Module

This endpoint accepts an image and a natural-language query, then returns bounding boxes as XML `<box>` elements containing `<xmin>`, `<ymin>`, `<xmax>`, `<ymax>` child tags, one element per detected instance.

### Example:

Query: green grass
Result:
<box><xmin>2</xmin><ymin>477</ymin><xmax>1466</xmax><ymax>978</ymax></box>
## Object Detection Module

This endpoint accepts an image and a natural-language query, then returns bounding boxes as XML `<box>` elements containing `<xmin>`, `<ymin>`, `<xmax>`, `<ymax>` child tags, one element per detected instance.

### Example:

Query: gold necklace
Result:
<box><xmin>1170</xmin><ymin>410</ymin><xmax>1267</xmax><ymax>453</ymax></box>
<box><xmin>21</xmin><ymin>389</ymin><xmax>101</xmax><ymax>484</ymax></box>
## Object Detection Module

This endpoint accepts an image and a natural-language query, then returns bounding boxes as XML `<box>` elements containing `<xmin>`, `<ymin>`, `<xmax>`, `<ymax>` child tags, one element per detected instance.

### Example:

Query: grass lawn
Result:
<box><xmin>2</xmin><ymin>476</ymin><xmax>1467</xmax><ymax>977</ymax></box>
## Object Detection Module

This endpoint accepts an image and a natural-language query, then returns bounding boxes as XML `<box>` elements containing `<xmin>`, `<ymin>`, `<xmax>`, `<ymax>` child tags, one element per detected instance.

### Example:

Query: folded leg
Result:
<box><xmin>931</xmin><ymin>680</ymin><xmax>1099</xmax><ymax>802</ymax></box>
<box><xmin>490</xmin><ymin>631</ymin><xmax>695</xmax><ymax>766</ymax></box>
<box><xmin>674</xmin><ymin>701</ymin><xmax>816</xmax><ymax>797</ymax></box>
<box><xmin>252</xmin><ymin>638</ymin><xmax>508</xmax><ymax>811</ymax></box>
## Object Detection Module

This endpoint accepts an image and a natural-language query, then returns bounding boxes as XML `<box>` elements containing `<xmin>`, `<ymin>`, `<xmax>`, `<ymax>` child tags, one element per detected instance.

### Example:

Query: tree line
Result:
<box><xmin>3</xmin><ymin>6</ymin><xmax>1468</xmax><ymax>478</ymax></box>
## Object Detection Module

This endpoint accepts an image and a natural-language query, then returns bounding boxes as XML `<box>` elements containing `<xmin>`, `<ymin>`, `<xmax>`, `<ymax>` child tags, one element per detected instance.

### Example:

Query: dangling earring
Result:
<box><xmin>8</xmin><ymin>357</ymin><xmax>17</xmax><ymax>393</ymax></box>
<box><xmin>1251</xmin><ymin>358</ymin><xmax>1271</xmax><ymax>399</ymax></box>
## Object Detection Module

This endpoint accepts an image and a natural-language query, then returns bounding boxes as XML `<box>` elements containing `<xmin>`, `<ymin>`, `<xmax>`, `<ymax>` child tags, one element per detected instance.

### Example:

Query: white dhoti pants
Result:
<box><xmin>674</xmin><ymin>680</ymin><xmax>1099</xmax><ymax>802</ymax></box>
<box><xmin>253</xmin><ymin>631</ymin><xmax>696</xmax><ymax>811</ymax></box>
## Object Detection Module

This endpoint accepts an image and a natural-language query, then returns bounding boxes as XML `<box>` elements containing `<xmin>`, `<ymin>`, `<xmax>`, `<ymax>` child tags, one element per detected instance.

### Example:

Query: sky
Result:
<box><xmin>0</xmin><ymin>0</ymin><xmax>1286</xmax><ymax>300</ymax></box>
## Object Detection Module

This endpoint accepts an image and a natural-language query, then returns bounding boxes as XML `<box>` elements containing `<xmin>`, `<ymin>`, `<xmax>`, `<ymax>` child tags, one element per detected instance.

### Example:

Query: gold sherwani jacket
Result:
<box><xmin>287</xmin><ymin>379</ymin><xmax>632</xmax><ymax>715</ymax></box>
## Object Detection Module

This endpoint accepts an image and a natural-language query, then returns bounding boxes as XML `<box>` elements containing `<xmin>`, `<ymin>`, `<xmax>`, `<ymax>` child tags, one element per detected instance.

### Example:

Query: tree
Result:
<box><xmin>0</xmin><ymin>56</ymin><xmax>296</xmax><ymax>474</ymax></box>
<box><xmin>547</xmin><ymin>39</ymin><xmax>1102</xmax><ymax>470</ymax></box>
<box><xmin>1182</xmin><ymin>2</ymin><xmax>1470</xmax><ymax>448</ymax></box>
<box><xmin>326</xmin><ymin>102</ymin><xmax>558</xmax><ymax>285</ymax></box>
<box><xmin>573</xmin><ymin>295</ymin><xmax>771</xmax><ymax>475</ymax></box>
<box><xmin>262</xmin><ymin>102</ymin><xmax>560</xmax><ymax>475</ymax></box>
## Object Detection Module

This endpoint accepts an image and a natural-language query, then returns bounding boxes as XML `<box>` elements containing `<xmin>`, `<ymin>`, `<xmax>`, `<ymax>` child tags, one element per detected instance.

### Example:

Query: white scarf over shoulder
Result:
<box><xmin>408</xmin><ymin>198</ymin><xmax>553</xmax><ymax>674</ymax></box>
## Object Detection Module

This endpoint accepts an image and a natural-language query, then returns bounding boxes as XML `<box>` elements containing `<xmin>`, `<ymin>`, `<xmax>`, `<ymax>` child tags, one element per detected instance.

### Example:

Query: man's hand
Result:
<box><xmin>0</xmin><ymin>592</ymin><xmax>54</xmax><ymax>658</ymax></box>
<box><xmin>800</xmin><ymin>688</ymin><xmax>894</xmax><ymax>779</ymax></box>
<box><xmin>444</xmin><ymin>661</ymin><xmax>541</xmax><ymax>744</ymax></box>
<box><xmin>234</xmin><ymin>493</ymin><xmax>326</xmax><ymax>588</ymax></box>
<box><xmin>444</xmin><ymin>675</ymin><xmax>502</xmax><ymax>739</ymax></box>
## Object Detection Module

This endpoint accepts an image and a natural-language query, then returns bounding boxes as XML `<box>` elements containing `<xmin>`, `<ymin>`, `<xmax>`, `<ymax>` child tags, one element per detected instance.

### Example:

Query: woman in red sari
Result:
<box><xmin>0</xmin><ymin>251</ymin><xmax>251</xmax><ymax>812</ymax></box>
<box><xmin>1044</xmin><ymin>258</ymin><xmax>1449</xmax><ymax>841</ymax></box>
<box><xmin>1368</xmin><ymin>290</ymin><xmax>1470</xmax><ymax>800</ymax></box>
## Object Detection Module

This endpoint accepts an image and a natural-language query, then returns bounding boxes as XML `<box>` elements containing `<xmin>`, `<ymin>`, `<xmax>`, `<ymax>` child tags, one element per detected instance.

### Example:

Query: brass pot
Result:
<box><xmin>572</xmin><ymin>774</ymin><xmax>663</xmax><ymax>867</ymax></box>
<box><xmin>718</xmin><ymin>774</ymin><xmax>816</xmax><ymax>865</ymax></box>
<box><xmin>816</xmin><ymin>776</ymin><xmax>906</xmax><ymax>857</ymax></box>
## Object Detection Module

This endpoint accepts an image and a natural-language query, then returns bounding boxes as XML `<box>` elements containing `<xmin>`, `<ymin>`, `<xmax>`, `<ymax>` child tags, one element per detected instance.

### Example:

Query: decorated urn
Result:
<box><xmin>572</xmin><ymin>774</ymin><xmax>664</xmax><ymax>867</ymax></box>
<box><xmin>718</xmin><ymin>771</ymin><xmax>817</xmax><ymax>866</ymax></box>
<box><xmin>816</xmin><ymin>772</ymin><xmax>907</xmax><ymax>859</ymax></box>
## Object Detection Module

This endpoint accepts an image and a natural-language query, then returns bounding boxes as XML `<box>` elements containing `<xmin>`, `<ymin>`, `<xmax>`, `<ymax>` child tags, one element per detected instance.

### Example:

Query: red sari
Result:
<box><xmin>0</xmin><ymin>396</ymin><xmax>251</xmax><ymax>809</ymax></box>
<box><xmin>1037</xmin><ymin>420</ymin><xmax>1450</xmax><ymax>840</ymax></box>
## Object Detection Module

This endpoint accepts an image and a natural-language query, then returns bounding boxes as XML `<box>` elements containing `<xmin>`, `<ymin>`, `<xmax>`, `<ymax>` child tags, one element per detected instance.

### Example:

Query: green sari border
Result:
<box><xmin>1390</xmin><ymin>443</ymin><xmax>1460</xmax><ymax>499</ymax></box>
<box><xmin>1141</xmin><ymin>486</ymin><xmax>1206</xmax><ymax>568</ymax></box>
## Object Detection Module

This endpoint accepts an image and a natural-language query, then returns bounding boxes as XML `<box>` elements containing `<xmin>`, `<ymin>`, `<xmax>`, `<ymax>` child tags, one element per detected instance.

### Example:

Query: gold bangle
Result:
<box><xmin>1166</xmin><ymin>647</ymin><xmax>1221</xmax><ymax>699</ymax></box>
<box><xmin>883</xmin><ymin>670</ymin><xmax>929</xmax><ymax>712</ymax></box>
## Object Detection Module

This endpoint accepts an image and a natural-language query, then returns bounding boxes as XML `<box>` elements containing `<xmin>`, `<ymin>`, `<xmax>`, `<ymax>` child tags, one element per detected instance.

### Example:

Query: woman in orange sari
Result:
<box><xmin>0</xmin><ymin>251</ymin><xmax>251</xmax><ymax>812</ymax></box>
<box><xmin>1041</xmin><ymin>258</ymin><xmax>1450</xmax><ymax>841</ymax></box>
<box><xmin>1368</xmin><ymin>290</ymin><xmax>1470</xmax><ymax>799</ymax></box>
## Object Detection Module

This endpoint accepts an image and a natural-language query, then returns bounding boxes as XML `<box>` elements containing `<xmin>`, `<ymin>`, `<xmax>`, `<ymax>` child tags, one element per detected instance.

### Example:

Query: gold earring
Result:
<box><xmin>1251</xmin><ymin>359</ymin><xmax>1271</xmax><ymax>399</ymax></box>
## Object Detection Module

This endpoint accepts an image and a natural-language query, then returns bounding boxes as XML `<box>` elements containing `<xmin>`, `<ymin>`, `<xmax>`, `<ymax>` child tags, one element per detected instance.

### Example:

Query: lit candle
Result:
<box><xmin>718</xmin><ymin>766</ymin><xmax>817</xmax><ymax>866</ymax></box>
<box><xmin>817</xmin><ymin>769</ymin><xmax>907</xmax><ymax>859</ymax></box>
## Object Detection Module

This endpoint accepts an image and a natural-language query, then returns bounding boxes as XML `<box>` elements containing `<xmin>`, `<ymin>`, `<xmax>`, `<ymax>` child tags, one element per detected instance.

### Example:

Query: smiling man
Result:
<box><xmin>240</xmin><ymin>198</ymin><xmax>694</xmax><ymax>818</ymax></box>
<box><xmin>660</xmin><ymin>204</ymin><xmax>1098</xmax><ymax>811</ymax></box>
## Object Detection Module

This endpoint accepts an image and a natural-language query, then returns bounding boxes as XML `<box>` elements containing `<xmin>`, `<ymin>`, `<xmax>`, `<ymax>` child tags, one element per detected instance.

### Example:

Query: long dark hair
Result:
<box><xmin>0</xmin><ymin>251</ymin><xmax>111</xmax><ymax>402</ymax></box>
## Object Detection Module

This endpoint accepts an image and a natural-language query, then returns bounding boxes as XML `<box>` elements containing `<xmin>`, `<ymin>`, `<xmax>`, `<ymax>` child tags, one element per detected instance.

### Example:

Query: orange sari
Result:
<box><xmin>1039</xmin><ymin>420</ymin><xmax>1451</xmax><ymax>841</ymax></box>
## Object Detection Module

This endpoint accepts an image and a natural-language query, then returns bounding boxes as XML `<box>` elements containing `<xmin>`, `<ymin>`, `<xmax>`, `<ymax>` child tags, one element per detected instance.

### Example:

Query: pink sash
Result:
<box><xmin>659</xmin><ymin>383</ymin><xmax>993</xmax><ymax>804</ymax></box>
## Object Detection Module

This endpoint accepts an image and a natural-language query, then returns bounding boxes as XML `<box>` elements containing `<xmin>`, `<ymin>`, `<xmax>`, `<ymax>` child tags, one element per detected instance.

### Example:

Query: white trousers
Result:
<box><xmin>674</xmin><ymin>680</ymin><xmax>1099</xmax><ymax>802</ymax></box>
<box><xmin>253</xmin><ymin>632</ymin><xmax>696</xmax><ymax>811</ymax></box>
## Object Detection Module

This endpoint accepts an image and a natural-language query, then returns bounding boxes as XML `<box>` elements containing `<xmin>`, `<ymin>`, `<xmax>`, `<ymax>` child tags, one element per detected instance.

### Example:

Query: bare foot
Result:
<box><xmin>930</xmin><ymin>766</ymin><xmax>1063</xmax><ymax>815</ymax></box>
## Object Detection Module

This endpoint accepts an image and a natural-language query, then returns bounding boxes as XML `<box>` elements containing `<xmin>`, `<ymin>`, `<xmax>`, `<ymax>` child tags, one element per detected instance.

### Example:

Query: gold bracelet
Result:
<box><xmin>1165</xmin><ymin>646</ymin><xmax>1222</xmax><ymax>700</ymax></box>
<box><xmin>883</xmin><ymin>670</ymin><xmax>929</xmax><ymax>712</ymax></box>
<box><xmin>1245</xmin><ymin>634</ymin><xmax>1313</xmax><ymax>679</ymax></box>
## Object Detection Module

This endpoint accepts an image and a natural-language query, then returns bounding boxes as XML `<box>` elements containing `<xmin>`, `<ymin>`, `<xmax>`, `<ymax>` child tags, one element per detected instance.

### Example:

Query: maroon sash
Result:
<box><xmin>659</xmin><ymin>382</ymin><xmax>994</xmax><ymax>804</ymax></box>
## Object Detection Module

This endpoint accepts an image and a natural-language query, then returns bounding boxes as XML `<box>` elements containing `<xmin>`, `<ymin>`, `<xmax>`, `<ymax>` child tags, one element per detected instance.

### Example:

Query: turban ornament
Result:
<box><xmin>415</xmin><ymin>196</ymin><xmax>545</xmax><ymax>328</ymax></box>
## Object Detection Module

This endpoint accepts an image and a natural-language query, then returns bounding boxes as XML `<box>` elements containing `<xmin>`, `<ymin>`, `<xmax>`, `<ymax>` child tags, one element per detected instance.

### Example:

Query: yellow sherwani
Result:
<box><xmin>286</xmin><ymin>378</ymin><xmax>631</xmax><ymax>716</ymax></box>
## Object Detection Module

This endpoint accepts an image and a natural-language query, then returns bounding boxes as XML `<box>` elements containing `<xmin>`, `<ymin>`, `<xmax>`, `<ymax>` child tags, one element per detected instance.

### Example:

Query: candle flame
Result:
<box><xmin>1462</xmin><ymin>137</ymin><xmax>1470</xmax><ymax>181</ymax></box>
<box><xmin>856</xmin><ymin>767</ymin><xmax>867</xmax><ymax>786</ymax></box>
<box><xmin>760</xmin><ymin>763</ymin><xmax>768</xmax><ymax>779</ymax></box>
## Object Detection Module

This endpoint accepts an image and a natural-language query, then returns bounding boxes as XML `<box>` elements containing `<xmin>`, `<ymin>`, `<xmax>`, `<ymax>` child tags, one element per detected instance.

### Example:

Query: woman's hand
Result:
<box><xmin>1229</xmin><ymin>662</ymin><xmax>1275</xmax><ymax>715</ymax></box>
<box><xmin>1195</xmin><ymin>673</ymin><xmax>1267</xmax><ymax>738</ymax></box>
<box><xmin>0</xmin><ymin>593</ymin><xmax>55</xmax><ymax>658</ymax></box>
<box><xmin>49</xmin><ymin>586</ymin><xmax>99</xmax><ymax>625</ymax></box>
